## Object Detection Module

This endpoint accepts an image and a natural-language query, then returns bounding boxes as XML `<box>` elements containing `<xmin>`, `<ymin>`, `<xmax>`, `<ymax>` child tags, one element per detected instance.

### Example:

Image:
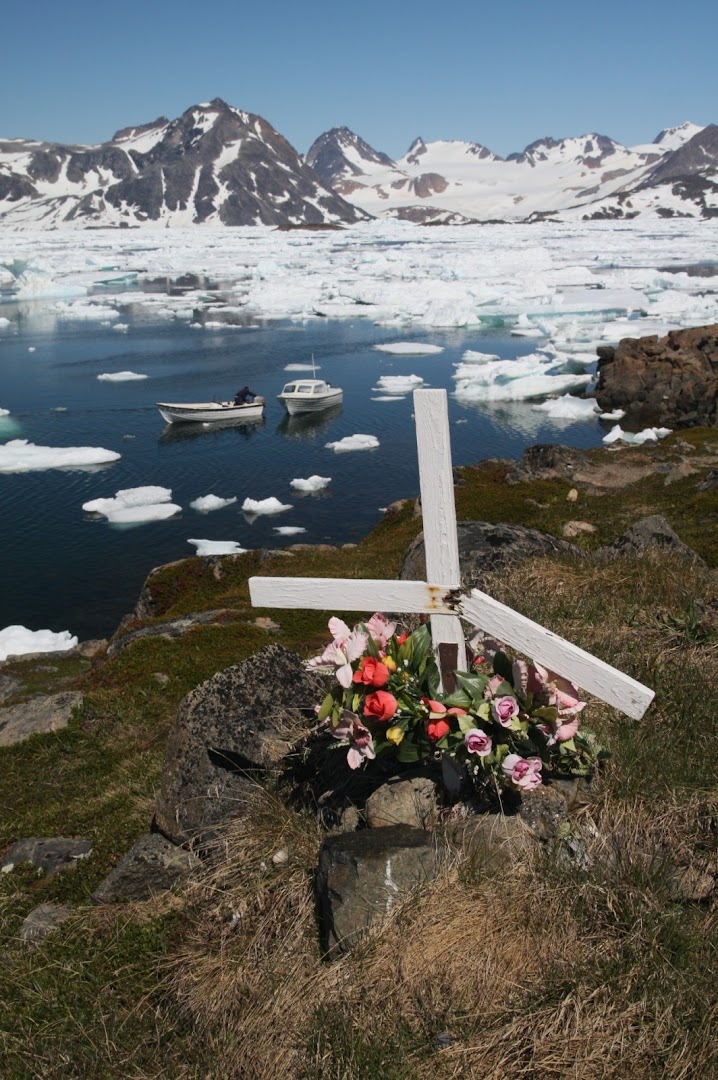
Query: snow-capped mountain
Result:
<box><xmin>306</xmin><ymin>122</ymin><xmax>716</xmax><ymax>222</ymax></box>
<box><xmin>0</xmin><ymin>99</ymin><xmax>368</xmax><ymax>229</ymax></box>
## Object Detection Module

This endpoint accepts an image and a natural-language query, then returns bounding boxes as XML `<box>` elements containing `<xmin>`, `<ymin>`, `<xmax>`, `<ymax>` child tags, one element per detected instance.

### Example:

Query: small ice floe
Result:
<box><xmin>374</xmin><ymin>375</ymin><xmax>424</xmax><ymax>394</ymax></box>
<box><xmin>0</xmin><ymin>440</ymin><xmax>120</xmax><ymax>474</ymax></box>
<box><xmin>602</xmin><ymin>425</ymin><xmax>672</xmax><ymax>445</ymax></box>
<box><xmin>97</xmin><ymin>371</ymin><xmax>148</xmax><ymax>382</ymax></box>
<box><xmin>0</xmin><ymin>625</ymin><xmax>78</xmax><ymax>662</ymax></box>
<box><xmin>190</xmin><ymin>494</ymin><xmax>238</xmax><ymax>513</ymax></box>
<box><xmin>0</xmin><ymin>407</ymin><xmax>9</xmax><ymax>416</ymax></box>
<box><xmin>455</xmin><ymin>418</ymin><xmax>468</xmax><ymax>424</ymax></box>
<box><xmin>0</xmin><ymin>317</ymin><xmax>10</xmax><ymax>330</ymax></box>
<box><xmin>187</xmin><ymin>539</ymin><xmax>248</xmax><ymax>556</ymax></box>
<box><xmin>374</xmin><ymin>342</ymin><xmax>444</xmax><ymax>355</ymax></box>
<box><xmin>52</xmin><ymin>406</ymin><xmax>68</xmax><ymax>412</ymax></box>
<box><xmin>241</xmin><ymin>496</ymin><xmax>293</xmax><ymax>515</ymax></box>
<box><xmin>453</xmin><ymin>353</ymin><xmax>591</xmax><ymax>403</ymax></box>
<box><xmin>599</xmin><ymin>408</ymin><xmax>626</xmax><ymax>421</ymax></box>
<box><xmin>325</xmin><ymin>434</ymin><xmax>380</xmax><ymax>452</ymax></box>
<box><xmin>461</xmin><ymin>349</ymin><xmax>501</xmax><ymax>364</ymax></box>
<box><xmin>532</xmin><ymin>396</ymin><xmax>600</xmax><ymax>421</ymax></box>
<box><xmin>273</xmin><ymin>526</ymin><xmax>306</xmax><ymax>535</ymax></box>
<box><xmin>83</xmin><ymin>485</ymin><xmax>180</xmax><ymax>524</ymax></box>
<box><xmin>290</xmin><ymin>475</ymin><xmax>331</xmax><ymax>492</ymax></box>
<box><xmin>285</xmin><ymin>363</ymin><xmax>320</xmax><ymax>371</ymax></box>
<box><xmin>112</xmin><ymin>323</ymin><xmax>129</xmax><ymax>333</ymax></box>
<box><xmin>28</xmin><ymin>346</ymin><xmax>36</xmax><ymax>352</ymax></box>
<box><xmin>371</xmin><ymin>395</ymin><xmax>405</xmax><ymax>401</ymax></box>
<box><xmin>55</xmin><ymin>301</ymin><xmax>119</xmax><ymax>321</ymax></box>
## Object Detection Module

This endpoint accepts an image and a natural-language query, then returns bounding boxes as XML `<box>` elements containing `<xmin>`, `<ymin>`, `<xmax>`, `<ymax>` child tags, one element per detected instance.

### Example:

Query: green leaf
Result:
<box><xmin>457</xmin><ymin>713</ymin><xmax>476</xmax><ymax>734</ymax></box>
<box><xmin>476</xmin><ymin>701</ymin><xmax>491</xmax><ymax>722</ymax></box>
<box><xmin>397</xmin><ymin>739</ymin><xmax>422</xmax><ymax>763</ymax></box>
<box><xmin>443</xmin><ymin>689</ymin><xmax>472</xmax><ymax>709</ymax></box>
<box><xmin>363</xmin><ymin>632</ymin><xmax>381</xmax><ymax>659</ymax></box>
<box><xmin>424</xmin><ymin>659</ymin><xmax>440</xmax><ymax>699</ymax></box>
<box><xmin>317</xmin><ymin>692</ymin><xmax>335</xmax><ymax>722</ymax></box>
<box><xmin>532</xmin><ymin>705</ymin><xmax>559</xmax><ymax>724</ymax></box>
<box><xmin>409</xmin><ymin>624</ymin><xmax>432</xmax><ymax>668</ymax></box>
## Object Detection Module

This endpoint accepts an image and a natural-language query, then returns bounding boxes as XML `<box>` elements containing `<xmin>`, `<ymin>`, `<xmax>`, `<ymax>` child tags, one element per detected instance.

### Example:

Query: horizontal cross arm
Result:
<box><xmin>459</xmin><ymin>589</ymin><xmax>654</xmax><ymax>721</ymax></box>
<box><xmin>248</xmin><ymin>576</ymin><xmax>459</xmax><ymax>614</ymax></box>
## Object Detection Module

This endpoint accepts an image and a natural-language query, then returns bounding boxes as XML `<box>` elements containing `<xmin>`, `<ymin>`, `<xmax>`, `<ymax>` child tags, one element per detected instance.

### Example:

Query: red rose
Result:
<box><xmin>397</xmin><ymin>632</ymin><xmax>409</xmax><ymax>646</ymax></box>
<box><xmin>363</xmin><ymin>690</ymin><xmax>398</xmax><ymax>723</ymax></box>
<box><xmin>353</xmin><ymin>656</ymin><xmax>390</xmax><ymax>688</ymax></box>
<box><xmin>427</xmin><ymin>718</ymin><xmax>450</xmax><ymax>742</ymax></box>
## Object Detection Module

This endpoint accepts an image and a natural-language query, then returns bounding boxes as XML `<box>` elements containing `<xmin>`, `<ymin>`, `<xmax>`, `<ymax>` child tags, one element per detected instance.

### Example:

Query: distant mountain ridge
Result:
<box><xmin>0</xmin><ymin>99</ymin><xmax>368</xmax><ymax>229</ymax></box>
<box><xmin>306</xmin><ymin>121</ymin><xmax>718</xmax><ymax>223</ymax></box>
<box><xmin>1</xmin><ymin>101</ymin><xmax>715</xmax><ymax>228</ymax></box>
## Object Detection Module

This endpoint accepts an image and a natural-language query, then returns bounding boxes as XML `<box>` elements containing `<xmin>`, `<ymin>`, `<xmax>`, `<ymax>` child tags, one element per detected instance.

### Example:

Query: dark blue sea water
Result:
<box><xmin>0</xmin><ymin>309</ymin><xmax>608</xmax><ymax>641</ymax></box>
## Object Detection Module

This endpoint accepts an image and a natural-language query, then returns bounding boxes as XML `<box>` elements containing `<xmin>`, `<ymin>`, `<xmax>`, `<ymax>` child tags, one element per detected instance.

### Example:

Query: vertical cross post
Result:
<box><xmin>413</xmin><ymin>389</ymin><xmax>467</xmax><ymax>688</ymax></box>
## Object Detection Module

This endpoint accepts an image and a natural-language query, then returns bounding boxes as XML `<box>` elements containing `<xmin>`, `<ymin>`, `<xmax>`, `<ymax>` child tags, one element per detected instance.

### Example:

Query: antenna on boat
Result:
<box><xmin>311</xmin><ymin>353</ymin><xmax>317</xmax><ymax>378</ymax></box>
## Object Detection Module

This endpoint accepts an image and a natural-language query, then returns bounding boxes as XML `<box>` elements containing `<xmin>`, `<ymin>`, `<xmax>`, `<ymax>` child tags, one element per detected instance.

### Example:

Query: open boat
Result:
<box><xmin>156</xmin><ymin>398</ymin><xmax>265</xmax><ymax>424</ymax></box>
<box><xmin>277</xmin><ymin>379</ymin><xmax>343</xmax><ymax>416</ymax></box>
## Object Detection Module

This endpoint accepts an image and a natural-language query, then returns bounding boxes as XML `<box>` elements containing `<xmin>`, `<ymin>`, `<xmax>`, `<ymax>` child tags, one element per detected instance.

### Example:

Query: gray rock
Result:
<box><xmin>155</xmin><ymin>644</ymin><xmax>328</xmax><ymax>844</ymax></box>
<box><xmin>0</xmin><ymin>675</ymin><xmax>21</xmax><ymax>705</ymax></box>
<box><xmin>598</xmin><ymin>514</ymin><xmax>703</xmax><ymax>563</ymax></box>
<box><xmin>107</xmin><ymin>609</ymin><xmax>240</xmax><ymax>658</ymax></box>
<box><xmin>2</xmin><ymin>837</ymin><xmax>92</xmax><ymax>877</ymax></box>
<box><xmin>505</xmin><ymin>444</ymin><xmax>588</xmax><ymax>485</ymax></box>
<box><xmin>445</xmin><ymin>812</ymin><xmax>533</xmax><ymax>862</ymax></box>
<box><xmin>317</xmin><ymin>825</ymin><xmax>445</xmax><ymax>956</ymax></box>
<box><xmin>365</xmin><ymin>778</ymin><xmax>438</xmax><ymax>829</ymax></box>
<box><xmin>400</xmin><ymin>521</ymin><xmax>580</xmax><ymax>592</ymax></box>
<box><xmin>562</xmin><ymin>520</ymin><xmax>597</xmax><ymax>538</ymax></box>
<box><xmin>697</xmin><ymin>468</ymin><xmax>718</xmax><ymax>491</ymax></box>
<box><xmin>0</xmin><ymin>691</ymin><xmax>83</xmax><ymax>747</ymax></box>
<box><xmin>92</xmin><ymin>833</ymin><xmax>200</xmax><ymax>902</ymax></box>
<box><xmin>20</xmin><ymin>903</ymin><xmax>73</xmax><ymax>944</ymax></box>
<box><xmin>518</xmin><ymin>785</ymin><xmax>569</xmax><ymax>840</ymax></box>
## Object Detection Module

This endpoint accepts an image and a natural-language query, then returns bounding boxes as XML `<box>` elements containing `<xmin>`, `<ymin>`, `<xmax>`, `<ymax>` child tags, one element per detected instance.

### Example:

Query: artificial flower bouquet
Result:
<box><xmin>307</xmin><ymin>613</ymin><xmax>607</xmax><ymax>796</ymax></box>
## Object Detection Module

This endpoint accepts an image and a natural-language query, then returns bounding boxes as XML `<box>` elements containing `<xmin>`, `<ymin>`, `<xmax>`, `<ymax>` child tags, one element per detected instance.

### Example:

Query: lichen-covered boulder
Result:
<box><xmin>154</xmin><ymin>644</ymin><xmax>327</xmax><ymax>844</ymax></box>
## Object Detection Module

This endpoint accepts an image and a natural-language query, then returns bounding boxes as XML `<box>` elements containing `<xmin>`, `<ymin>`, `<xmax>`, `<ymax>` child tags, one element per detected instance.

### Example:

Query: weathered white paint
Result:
<box><xmin>248</xmin><ymin>576</ymin><xmax>457</xmax><ymax>614</ymax></box>
<box><xmin>460</xmin><ymin>589</ymin><xmax>654</xmax><ymax>720</ymax></box>
<box><xmin>413</xmin><ymin>390</ymin><xmax>467</xmax><ymax>675</ymax></box>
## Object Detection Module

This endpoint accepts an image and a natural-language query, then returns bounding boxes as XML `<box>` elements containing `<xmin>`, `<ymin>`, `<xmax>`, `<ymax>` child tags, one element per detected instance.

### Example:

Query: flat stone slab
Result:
<box><xmin>2</xmin><ymin>837</ymin><xmax>92</xmax><ymax>877</ymax></box>
<box><xmin>317</xmin><ymin>825</ymin><xmax>445</xmax><ymax>956</ymax></box>
<box><xmin>92</xmin><ymin>833</ymin><xmax>200</xmax><ymax>903</ymax></box>
<box><xmin>0</xmin><ymin>691</ymin><xmax>83</xmax><ymax>747</ymax></box>
<box><xmin>365</xmin><ymin>778</ymin><xmax>438</xmax><ymax>830</ymax></box>
<box><xmin>20</xmin><ymin>903</ymin><xmax>73</xmax><ymax>945</ymax></box>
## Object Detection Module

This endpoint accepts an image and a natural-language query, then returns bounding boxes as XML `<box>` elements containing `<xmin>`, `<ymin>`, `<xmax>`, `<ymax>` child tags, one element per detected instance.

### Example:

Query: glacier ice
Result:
<box><xmin>0</xmin><ymin>625</ymin><xmax>78</xmax><ymax>662</ymax></box>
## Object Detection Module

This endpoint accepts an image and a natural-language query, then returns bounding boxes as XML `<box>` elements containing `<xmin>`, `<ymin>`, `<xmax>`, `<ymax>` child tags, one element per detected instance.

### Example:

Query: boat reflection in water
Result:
<box><xmin>276</xmin><ymin>403</ymin><xmax>342</xmax><ymax>441</ymax></box>
<box><xmin>159</xmin><ymin>416</ymin><xmax>265</xmax><ymax>444</ymax></box>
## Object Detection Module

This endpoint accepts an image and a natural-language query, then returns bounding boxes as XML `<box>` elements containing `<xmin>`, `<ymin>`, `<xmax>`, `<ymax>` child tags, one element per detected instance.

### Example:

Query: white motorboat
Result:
<box><xmin>156</xmin><ymin>398</ymin><xmax>265</xmax><ymax>424</ymax></box>
<box><xmin>277</xmin><ymin>379</ymin><xmax>343</xmax><ymax>416</ymax></box>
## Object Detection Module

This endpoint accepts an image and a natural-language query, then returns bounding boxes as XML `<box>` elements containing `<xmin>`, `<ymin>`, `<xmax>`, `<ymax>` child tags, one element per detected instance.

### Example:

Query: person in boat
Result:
<box><xmin>233</xmin><ymin>386</ymin><xmax>256</xmax><ymax>406</ymax></box>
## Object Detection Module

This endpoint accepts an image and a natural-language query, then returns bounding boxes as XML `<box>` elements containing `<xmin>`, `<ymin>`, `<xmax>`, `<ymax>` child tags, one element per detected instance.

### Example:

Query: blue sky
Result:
<box><xmin>2</xmin><ymin>0</ymin><xmax>716</xmax><ymax>158</ymax></box>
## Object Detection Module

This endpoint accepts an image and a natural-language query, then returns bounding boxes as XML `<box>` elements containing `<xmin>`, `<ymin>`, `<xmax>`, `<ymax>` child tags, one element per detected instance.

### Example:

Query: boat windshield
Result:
<box><xmin>313</xmin><ymin>384</ymin><xmax>328</xmax><ymax>393</ymax></box>
<box><xmin>282</xmin><ymin>384</ymin><xmax>297</xmax><ymax>393</ymax></box>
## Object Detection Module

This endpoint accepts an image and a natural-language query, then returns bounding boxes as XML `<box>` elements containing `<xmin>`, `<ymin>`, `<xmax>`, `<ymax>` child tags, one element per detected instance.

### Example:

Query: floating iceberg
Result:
<box><xmin>374</xmin><ymin>375</ymin><xmax>424</xmax><ymax>394</ymax></box>
<box><xmin>273</xmin><ymin>526</ymin><xmax>306</xmax><ymax>535</ymax></box>
<box><xmin>599</xmin><ymin>408</ymin><xmax>626</xmax><ymax>421</ymax></box>
<box><xmin>532</xmin><ymin>396</ymin><xmax>599</xmax><ymax>421</ymax></box>
<box><xmin>242</xmin><ymin>496</ymin><xmax>293</xmax><ymax>514</ymax></box>
<box><xmin>285</xmin><ymin>363</ymin><xmax>320</xmax><ymax>371</ymax></box>
<box><xmin>0</xmin><ymin>407</ymin><xmax>9</xmax><ymax>416</ymax></box>
<box><xmin>325</xmin><ymin>434</ymin><xmax>380</xmax><ymax>452</ymax></box>
<box><xmin>454</xmin><ymin>353</ymin><xmax>592</xmax><ymax>403</ymax></box>
<box><xmin>190</xmin><ymin>494</ymin><xmax>238</xmax><ymax>512</ymax></box>
<box><xmin>83</xmin><ymin>485</ymin><xmax>180</xmax><ymax>523</ymax></box>
<box><xmin>461</xmin><ymin>350</ymin><xmax>501</xmax><ymax>364</ymax></box>
<box><xmin>374</xmin><ymin>342</ymin><xmax>444</xmax><ymax>355</ymax></box>
<box><xmin>187</xmin><ymin>539</ymin><xmax>248</xmax><ymax>556</ymax></box>
<box><xmin>0</xmin><ymin>439</ymin><xmax>121</xmax><ymax>474</ymax></box>
<box><xmin>602</xmin><ymin>425</ymin><xmax>672</xmax><ymax>445</ymax></box>
<box><xmin>290</xmin><ymin>475</ymin><xmax>331</xmax><ymax>492</ymax></box>
<box><xmin>0</xmin><ymin>625</ymin><xmax>78</xmax><ymax>662</ymax></box>
<box><xmin>97</xmin><ymin>371</ymin><xmax>148</xmax><ymax>382</ymax></box>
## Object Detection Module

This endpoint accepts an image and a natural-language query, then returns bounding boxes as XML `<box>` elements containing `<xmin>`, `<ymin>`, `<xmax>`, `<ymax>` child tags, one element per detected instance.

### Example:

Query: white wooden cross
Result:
<box><xmin>249</xmin><ymin>389</ymin><xmax>654</xmax><ymax>719</ymax></box>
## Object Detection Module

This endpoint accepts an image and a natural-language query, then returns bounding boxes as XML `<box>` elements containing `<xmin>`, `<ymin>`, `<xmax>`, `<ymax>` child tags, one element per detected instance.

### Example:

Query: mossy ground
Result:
<box><xmin>1</xmin><ymin>432</ymin><xmax>717</xmax><ymax>1078</ymax></box>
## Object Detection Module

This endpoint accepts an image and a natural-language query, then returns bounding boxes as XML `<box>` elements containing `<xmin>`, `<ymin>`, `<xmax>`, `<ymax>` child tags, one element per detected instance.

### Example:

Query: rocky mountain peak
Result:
<box><xmin>405</xmin><ymin>137</ymin><xmax>427</xmax><ymax>164</ymax></box>
<box><xmin>305</xmin><ymin>127</ymin><xmax>395</xmax><ymax>186</ymax></box>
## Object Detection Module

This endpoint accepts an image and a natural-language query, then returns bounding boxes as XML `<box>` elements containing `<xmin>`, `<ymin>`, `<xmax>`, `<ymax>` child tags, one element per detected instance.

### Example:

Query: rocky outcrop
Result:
<box><xmin>154</xmin><ymin>644</ymin><xmax>328</xmax><ymax>845</ymax></box>
<box><xmin>400</xmin><ymin>521</ymin><xmax>580</xmax><ymax>591</ymax></box>
<box><xmin>597</xmin><ymin>514</ymin><xmax>704</xmax><ymax>563</ymax></box>
<box><xmin>595</xmin><ymin>324</ymin><xmax>718</xmax><ymax>428</ymax></box>
<box><xmin>0</xmin><ymin>691</ymin><xmax>83</xmax><ymax>747</ymax></box>
<box><xmin>92</xmin><ymin>833</ymin><xmax>200</xmax><ymax>902</ymax></box>
<box><xmin>1</xmin><ymin>837</ymin><xmax>92</xmax><ymax>877</ymax></box>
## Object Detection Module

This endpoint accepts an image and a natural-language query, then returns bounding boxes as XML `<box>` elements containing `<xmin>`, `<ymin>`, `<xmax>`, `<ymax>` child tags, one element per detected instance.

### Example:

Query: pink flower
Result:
<box><xmin>464</xmin><ymin>728</ymin><xmax>492</xmax><ymax>756</ymax></box>
<box><xmin>332</xmin><ymin>711</ymin><xmax>376</xmax><ymax>770</ymax></box>
<box><xmin>484</xmin><ymin>674</ymin><xmax>505</xmax><ymax>699</ymax></box>
<box><xmin>555</xmin><ymin>716</ymin><xmax>580</xmax><ymax>742</ymax></box>
<box><xmin>502</xmin><ymin>753</ymin><xmax>542</xmax><ymax>791</ymax></box>
<box><xmin>307</xmin><ymin>618</ymin><xmax>368</xmax><ymax>688</ymax></box>
<box><xmin>365</xmin><ymin>612</ymin><xmax>397</xmax><ymax>649</ymax></box>
<box><xmin>491</xmin><ymin>695</ymin><xmax>519</xmax><ymax>727</ymax></box>
<box><xmin>363</xmin><ymin>690</ymin><xmax>398</xmax><ymax>723</ymax></box>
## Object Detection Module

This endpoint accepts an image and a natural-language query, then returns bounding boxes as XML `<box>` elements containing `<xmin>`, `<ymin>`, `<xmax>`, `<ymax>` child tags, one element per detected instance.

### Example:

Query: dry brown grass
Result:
<box><xmin>161</xmin><ymin>550</ymin><xmax>718</xmax><ymax>1080</ymax></box>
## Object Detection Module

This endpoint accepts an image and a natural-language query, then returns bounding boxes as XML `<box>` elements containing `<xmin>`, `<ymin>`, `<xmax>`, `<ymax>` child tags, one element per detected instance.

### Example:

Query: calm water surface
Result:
<box><xmin>0</xmin><ymin>309</ymin><xmax>609</xmax><ymax>640</ymax></box>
